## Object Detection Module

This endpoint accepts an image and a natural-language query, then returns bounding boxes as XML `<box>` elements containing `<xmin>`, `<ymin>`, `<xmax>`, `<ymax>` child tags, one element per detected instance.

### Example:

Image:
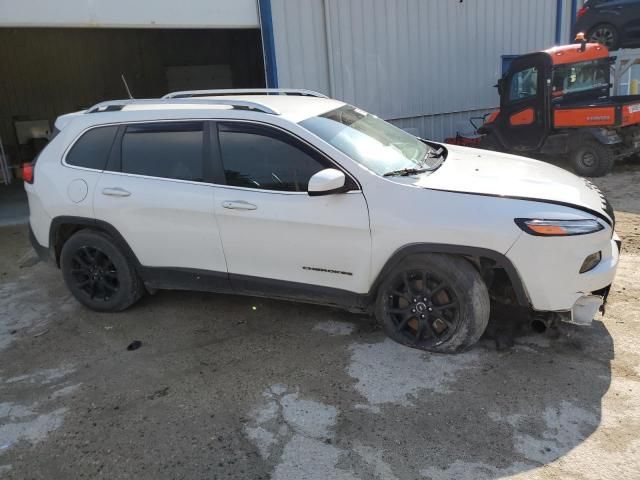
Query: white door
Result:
<box><xmin>212</xmin><ymin>122</ymin><xmax>371</xmax><ymax>294</ymax></box>
<box><xmin>93</xmin><ymin>121</ymin><xmax>227</xmax><ymax>275</ymax></box>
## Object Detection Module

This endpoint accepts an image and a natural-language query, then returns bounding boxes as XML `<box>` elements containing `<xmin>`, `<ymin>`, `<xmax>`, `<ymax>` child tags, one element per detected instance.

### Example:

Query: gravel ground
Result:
<box><xmin>1</xmin><ymin>162</ymin><xmax>639</xmax><ymax>479</ymax></box>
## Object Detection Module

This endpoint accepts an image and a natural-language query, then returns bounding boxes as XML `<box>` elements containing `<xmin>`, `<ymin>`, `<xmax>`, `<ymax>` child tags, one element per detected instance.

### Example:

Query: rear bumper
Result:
<box><xmin>29</xmin><ymin>223</ymin><xmax>51</xmax><ymax>263</ymax></box>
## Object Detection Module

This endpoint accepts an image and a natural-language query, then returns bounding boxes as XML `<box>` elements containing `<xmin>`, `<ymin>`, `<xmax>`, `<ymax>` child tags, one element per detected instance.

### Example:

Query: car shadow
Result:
<box><xmin>337</xmin><ymin>304</ymin><xmax>614</xmax><ymax>479</ymax></box>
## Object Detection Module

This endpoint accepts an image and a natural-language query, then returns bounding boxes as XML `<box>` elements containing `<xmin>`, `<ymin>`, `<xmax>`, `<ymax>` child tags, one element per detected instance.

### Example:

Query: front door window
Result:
<box><xmin>509</xmin><ymin>67</ymin><xmax>539</xmax><ymax>102</ymax></box>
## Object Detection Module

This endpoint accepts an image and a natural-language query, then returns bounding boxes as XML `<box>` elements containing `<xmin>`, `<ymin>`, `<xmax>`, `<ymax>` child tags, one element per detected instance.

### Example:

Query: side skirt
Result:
<box><xmin>139</xmin><ymin>267</ymin><xmax>369</xmax><ymax>312</ymax></box>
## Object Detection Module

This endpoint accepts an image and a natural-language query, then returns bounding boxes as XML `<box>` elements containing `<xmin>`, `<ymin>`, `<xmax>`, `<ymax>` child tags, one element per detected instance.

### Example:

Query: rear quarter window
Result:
<box><xmin>66</xmin><ymin>126</ymin><xmax>118</xmax><ymax>170</ymax></box>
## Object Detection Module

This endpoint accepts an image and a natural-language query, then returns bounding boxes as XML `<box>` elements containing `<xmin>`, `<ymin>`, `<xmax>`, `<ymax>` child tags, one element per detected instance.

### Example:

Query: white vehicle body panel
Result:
<box><xmin>414</xmin><ymin>144</ymin><xmax>607</xmax><ymax>214</ymax></box>
<box><xmin>214</xmin><ymin>187</ymin><xmax>370</xmax><ymax>292</ymax></box>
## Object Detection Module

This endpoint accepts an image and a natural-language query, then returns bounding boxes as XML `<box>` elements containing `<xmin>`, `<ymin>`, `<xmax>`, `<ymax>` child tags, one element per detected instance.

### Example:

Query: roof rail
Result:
<box><xmin>162</xmin><ymin>88</ymin><xmax>328</xmax><ymax>99</ymax></box>
<box><xmin>86</xmin><ymin>98</ymin><xmax>280</xmax><ymax>115</ymax></box>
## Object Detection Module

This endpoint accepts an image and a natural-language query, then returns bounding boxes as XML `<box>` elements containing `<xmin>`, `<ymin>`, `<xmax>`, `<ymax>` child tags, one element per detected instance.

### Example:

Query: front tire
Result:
<box><xmin>375</xmin><ymin>254</ymin><xmax>490</xmax><ymax>353</ymax></box>
<box><xmin>569</xmin><ymin>140</ymin><xmax>614</xmax><ymax>177</ymax></box>
<box><xmin>60</xmin><ymin>229</ymin><xmax>143</xmax><ymax>312</ymax></box>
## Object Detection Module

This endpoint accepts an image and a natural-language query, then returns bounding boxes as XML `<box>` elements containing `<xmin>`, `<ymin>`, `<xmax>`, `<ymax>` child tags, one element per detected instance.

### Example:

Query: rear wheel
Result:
<box><xmin>375</xmin><ymin>254</ymin><xmax>490</xmax><ymax>353</ymax></box>
<box><xmin>588</xmin><ymin>23</ymin><xmax>620</xmax><ymax>50</ymax></box>
<box><xmin>569</xmin><ymin>140</ymin><xmax>615</xmax><ymax>177</ymax></box>
<box><xmin>60</xmin><ymin>230</ymin><xmax>143</xmax><ymax>312</ymax></box>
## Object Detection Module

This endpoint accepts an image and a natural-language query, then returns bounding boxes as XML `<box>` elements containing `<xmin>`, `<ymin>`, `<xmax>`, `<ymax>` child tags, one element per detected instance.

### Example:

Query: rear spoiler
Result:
<box><xmin>53</xmin><ymin>111</ymin><xmax>86</xmax><ymax>132</ymax></box>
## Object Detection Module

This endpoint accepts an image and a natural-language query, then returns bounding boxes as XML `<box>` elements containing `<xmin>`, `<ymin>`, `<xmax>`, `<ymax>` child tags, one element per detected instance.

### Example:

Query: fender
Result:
<box><xmin>581</xmin><ymin>127</ymin><xmax>622</xmax><ymax>146</ymax></box>
<box><xmin>369</xmin><ymin>243</ymin><xmax>530</xmax><ymax>307</ymax></box>
<box><xmin>49</xmin><ymin>216</ymin><xmax>142</xmax><ymax>268</ymax></box>
<box><xmin>541</xmin><ymin>129</ymin><xmax>621</xmax><ymax>155</ymax></box>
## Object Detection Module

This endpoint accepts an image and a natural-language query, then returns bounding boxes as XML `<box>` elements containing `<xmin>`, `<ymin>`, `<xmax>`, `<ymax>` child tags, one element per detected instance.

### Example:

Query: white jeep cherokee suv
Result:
<box><xmin>25</xmin><ymin>89</ymin><xmax>620</xmax><ymax>353</ymax></box>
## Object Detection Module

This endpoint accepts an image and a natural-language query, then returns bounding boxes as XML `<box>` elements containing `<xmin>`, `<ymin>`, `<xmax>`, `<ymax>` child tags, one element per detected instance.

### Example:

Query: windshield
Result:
<box><xmin>299</xmin><ymin>105</ymin><xmax>440</xmax><ymax>176</ymax></box>
<box><xmin>552</xmin><ymin>59</ymin><xmax>610</xmax><ymax>97</ymax></box>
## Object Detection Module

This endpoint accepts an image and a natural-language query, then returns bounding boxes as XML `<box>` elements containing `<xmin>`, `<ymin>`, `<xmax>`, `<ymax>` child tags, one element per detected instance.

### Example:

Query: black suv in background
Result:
<box><xmin>575</xmin><ymin>0</ymin><xmax>640</xmax><ymax>50</ymax></box>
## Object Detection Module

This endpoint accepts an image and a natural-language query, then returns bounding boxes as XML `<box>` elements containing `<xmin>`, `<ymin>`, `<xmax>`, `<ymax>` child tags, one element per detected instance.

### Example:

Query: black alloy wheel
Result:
<box><xmin>70</xmin><ymin>246</ymin><xmax>120</xmax><ymax>301</ymax></box>
<box><xmin>383</xmin><ymin>269</ymin><xmax>461</xmax><ymax>349</ymax></box>
<box><xmin>60</xmin><ymin>229</ymin><xmax>144</xmax><ymax>312</ymax></box>
<box><xmin>376</xmin><ymin>254</ymin><xmax>490</xmax><ymax>353</ymax></box>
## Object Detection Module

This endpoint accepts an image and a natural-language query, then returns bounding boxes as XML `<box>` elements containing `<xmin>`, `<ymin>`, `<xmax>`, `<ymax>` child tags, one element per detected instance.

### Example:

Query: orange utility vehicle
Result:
<box><xmin>478</xmin><ymin>35</ymin><xmax>640</xmax><ymax>176</ymax></box>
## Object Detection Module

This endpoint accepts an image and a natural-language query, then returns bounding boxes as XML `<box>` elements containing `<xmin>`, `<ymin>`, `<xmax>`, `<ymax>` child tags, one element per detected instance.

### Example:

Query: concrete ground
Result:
<box><xmin>1</xmin><ymin>164</ymin><xmax>639</xmax><ymax>480</ymax></box>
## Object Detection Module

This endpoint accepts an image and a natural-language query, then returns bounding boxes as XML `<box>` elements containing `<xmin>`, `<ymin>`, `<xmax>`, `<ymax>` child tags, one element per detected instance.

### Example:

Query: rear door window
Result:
<box><xmin>120</xmin><ymin>122</ymin><xmax>204</xmax><ymax>181</ymax></box>
<box><xmin>66</xmin><ymin>126</ymin><xmax>118</xmax><ymax>170</ymax></box>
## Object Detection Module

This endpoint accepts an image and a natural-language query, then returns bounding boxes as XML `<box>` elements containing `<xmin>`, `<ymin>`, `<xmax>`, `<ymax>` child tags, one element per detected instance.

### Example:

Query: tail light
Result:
<box><xmin>577</xmin><ymin>6</ymin><xmax>589</xmax><ymax>19</ymax></box>
<box><xmin>22</xmin><ymin>163</ymin><xmax>34</xmax><ymax>184</ymax></box>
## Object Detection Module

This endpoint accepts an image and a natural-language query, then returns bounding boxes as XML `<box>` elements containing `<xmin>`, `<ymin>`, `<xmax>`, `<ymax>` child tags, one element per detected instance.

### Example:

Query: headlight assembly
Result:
<box><xmin>515</xmin><ymin>218</ymin><xmax>604</xmax><ymax>236</ymax></box>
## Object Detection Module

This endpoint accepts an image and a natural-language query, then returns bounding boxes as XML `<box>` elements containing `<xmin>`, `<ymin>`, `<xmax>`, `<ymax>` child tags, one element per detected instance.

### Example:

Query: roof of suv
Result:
<box><xmin>54</xmin><ymin>90</ymin><xmax>347</xmax><ymax>132</ymax></box>
<box><xmin>81</xmin><ymin>90</ymin><xmax>346</xmax><ymax>125</ymax></box>
<box><xmin>196</xmin><ymin>95</ymin><xmax>346</xmax><ymax>122</ymax></box>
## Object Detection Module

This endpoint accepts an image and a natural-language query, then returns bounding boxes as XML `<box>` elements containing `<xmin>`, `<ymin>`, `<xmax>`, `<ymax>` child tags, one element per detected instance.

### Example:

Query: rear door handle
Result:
<box><xmin>222</xmin><ymin>200</ymin><xmax>257</xmax><ymax>210</ymax></box>
<box><xmin>102</xmin><ymin>187</ymin><xmax>131</xmax><ymax>197</ymax></box>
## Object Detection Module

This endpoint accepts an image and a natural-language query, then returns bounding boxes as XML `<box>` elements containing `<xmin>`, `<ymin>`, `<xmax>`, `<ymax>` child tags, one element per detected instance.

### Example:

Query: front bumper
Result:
<box><xmin>507</xmin><ymin>228</ymin><xmax>620</xmax><ymax>313</ymax></box>
<box><xmin>566</xmin><ymin>294</ymin><xmax>606</xmax><ymax>326</ymax></box>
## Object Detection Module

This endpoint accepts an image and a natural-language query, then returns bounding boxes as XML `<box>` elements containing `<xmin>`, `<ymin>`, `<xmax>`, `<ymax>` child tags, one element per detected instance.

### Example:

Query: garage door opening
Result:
<box><xmin>0</xmin><ymin>27</ymin><xmax>265</xmax><ymax>172</ymax></box>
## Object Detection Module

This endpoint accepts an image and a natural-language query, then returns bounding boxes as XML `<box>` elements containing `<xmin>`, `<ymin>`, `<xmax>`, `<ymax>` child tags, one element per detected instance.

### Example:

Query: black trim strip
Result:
<box><xmin>423</xmin><ymin>188</ymin><xmax>613</xmax><ymax>227</ymax></box>
<box><xmin>229</xmin><ymin>273</ymin><xmax>367</xmax><ymax>310</ymax></box>
<box><xmin>139</xmin><ymin>266</ymin><xmax>232</xmax><ymax>294</ymax></box>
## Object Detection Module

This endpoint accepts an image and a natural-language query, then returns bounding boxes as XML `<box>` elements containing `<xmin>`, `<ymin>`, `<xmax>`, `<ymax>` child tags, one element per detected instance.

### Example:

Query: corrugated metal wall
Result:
<box><xmin>272</xmin><ymin>0</ymin><xmax>577</xmax><ymax>140</ymax></box>
<box><xmin>271</xmin><ymin>0</ymin><xmax>331</xmax><ymax>94</ymax></box>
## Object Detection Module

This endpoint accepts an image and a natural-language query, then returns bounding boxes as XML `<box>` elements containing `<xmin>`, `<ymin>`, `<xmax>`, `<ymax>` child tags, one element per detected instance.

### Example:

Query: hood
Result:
<box><xmin>410</xmin><ymin>145</ymin><xmax>612</xmax><ymax>224</ymax></box>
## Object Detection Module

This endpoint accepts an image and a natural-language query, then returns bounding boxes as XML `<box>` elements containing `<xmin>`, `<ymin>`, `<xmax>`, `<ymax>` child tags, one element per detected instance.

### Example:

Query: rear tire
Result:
<box><xmin>375</xmin><ymin>254</ymin><xmax>490</xmax><ymax>354</ymax></box>
<box><xmin>569</xmin><ymin>140</ymin><xmax>614</xmax><ymax>177</ymax></box>
<box><xmin>60</xmin><ymin>229</ymin><xmax>143</xmax><ymax>312</ymax></box>
<box><xmin>588</xmin><ymin>23</ymin><xmax>620</xmax><ymax>50</ymax></box>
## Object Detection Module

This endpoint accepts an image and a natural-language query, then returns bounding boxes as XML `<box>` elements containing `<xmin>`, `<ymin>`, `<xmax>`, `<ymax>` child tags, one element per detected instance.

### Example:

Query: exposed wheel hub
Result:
<box><xmin>383</xmin><ymin>270</ymin><xmax>460</xmax><ymax>347</ymax></box>
<box><xmin>415</xmin><ymin>301</ymin><xmax>429</xmax><ymax>313</ymax></box>
<box><xmin>581</xmin><ymin>152</ymin><xmax>596</xmax><ymax>168</ymax></box>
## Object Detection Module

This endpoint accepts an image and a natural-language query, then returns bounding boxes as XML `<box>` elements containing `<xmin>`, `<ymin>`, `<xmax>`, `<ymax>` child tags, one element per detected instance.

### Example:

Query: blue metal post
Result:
<box><xmin>258</xmin><ymin>0</ymin><xmax>279</xmax><ymax>88</ymax></box>
<box><xmin>570</xmin><ymin>0</ymin><xmax>579</xmax><ymax>40</ymax></box>
<box><xmin>555</xmin><ymin>0</ymin><xmax>565</xmax><ymax>45</ymax></box>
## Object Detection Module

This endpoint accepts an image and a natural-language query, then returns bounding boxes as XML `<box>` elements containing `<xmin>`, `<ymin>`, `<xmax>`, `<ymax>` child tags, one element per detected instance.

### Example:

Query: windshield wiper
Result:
<box><xmin>383</xmin><ymin>167</ymin><xmax>429</xmax><ymax>177</ymax></box>
<box><xmin>425</xmin><ymin>146</ymin><xmax>445</xmax><ymax>159</ymax></box>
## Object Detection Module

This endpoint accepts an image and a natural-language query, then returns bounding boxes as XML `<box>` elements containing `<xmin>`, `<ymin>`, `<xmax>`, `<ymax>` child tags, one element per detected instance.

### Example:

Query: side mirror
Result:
<box><xmin>496</xmin><ymin>78</ymin><xmax>505</xmax><ymax>96</ymax></box>
<box><xmin>308</xmin><ymin>168</ymin><xmax>347</xmax><ymax>196</ymax></box>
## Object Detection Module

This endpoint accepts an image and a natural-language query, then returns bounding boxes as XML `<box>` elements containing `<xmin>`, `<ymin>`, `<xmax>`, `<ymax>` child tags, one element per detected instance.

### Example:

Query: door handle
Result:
<box><xmin>102</xmin><ymin>187</ymin><xmax>131</xmax><ymax>197</ymax></box>
<box><xmin>222</xmin><ymin>200</ymin><xmax>257</xmax><ymax>210</ymax></box>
